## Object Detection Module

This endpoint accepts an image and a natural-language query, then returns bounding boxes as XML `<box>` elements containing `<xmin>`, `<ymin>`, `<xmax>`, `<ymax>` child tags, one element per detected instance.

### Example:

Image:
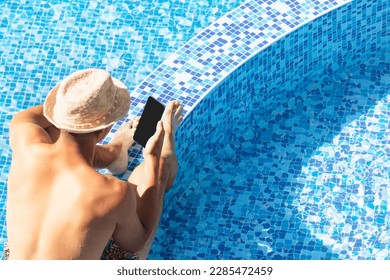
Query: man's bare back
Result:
<box><xmin>6</xmin><ymin>98</ymin><xmax>183</xmax><ymax>259</ymax></box>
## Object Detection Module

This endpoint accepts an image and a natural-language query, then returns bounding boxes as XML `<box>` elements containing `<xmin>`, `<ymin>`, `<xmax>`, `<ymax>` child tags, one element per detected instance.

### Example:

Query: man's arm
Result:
<box><xmin>9</xmin><ymin>105</ymin><xmax>130</xmax><ymax>170</ymax></box>
<box><xmin>92</xmin><ymin>143</ymin><xmax>122</xmax><ymax>169</ymax></box>
<box><xmin>112</xmin><ymin>121</ymin><xmax>168</xmax><ymax>252</ymax></box>
<box><xmin>93</xmin><ymin>121</ymin><xmax>135</xmax><ymax>173</ymax></box>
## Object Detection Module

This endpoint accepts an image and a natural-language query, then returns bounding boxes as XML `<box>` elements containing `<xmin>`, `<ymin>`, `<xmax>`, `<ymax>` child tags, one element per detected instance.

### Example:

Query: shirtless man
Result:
<box><xmin>5</xmin><ymin>68</ymin><xmax>183</xmax><ymax>259</ymax></box>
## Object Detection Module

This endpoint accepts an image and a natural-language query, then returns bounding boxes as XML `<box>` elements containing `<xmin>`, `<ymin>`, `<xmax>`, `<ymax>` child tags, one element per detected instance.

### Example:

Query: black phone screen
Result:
<box><xmin>133</xmin><ymin>96</ymin><xmax>165</xmax><ymax>147</ymax></box>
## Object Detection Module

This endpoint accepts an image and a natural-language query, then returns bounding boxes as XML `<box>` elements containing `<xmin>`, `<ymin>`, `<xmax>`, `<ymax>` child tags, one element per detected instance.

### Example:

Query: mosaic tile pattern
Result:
<box><xmin>149</xmin><ymin>0</ymin><xmax>389</xmax><ymax>259</ymax></box>
<box><xmin>0</xmin><ymin>0</ymin><xmax>365</xmax><ymax>260</ymax></box>
<box><xmin>0</xmin><ymin>0</ymin><xmax>248</xmax><ymax>260</ymax></box>
<box><xmin>118</xmin><ymin>0</ymin><xmax>351</xmax><ymax>124</ymax></box>
<box><xmin>109</xmin><ymin>0</ymin><xmax>350</xmax><ymax>178</ymax></box>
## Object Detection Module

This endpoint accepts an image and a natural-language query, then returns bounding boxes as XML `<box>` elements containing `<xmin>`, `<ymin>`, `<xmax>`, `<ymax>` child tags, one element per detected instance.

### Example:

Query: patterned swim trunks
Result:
<box><xmin>4</xmin><ymin>240</ymin><xmax>138</xmax><ymax>260</ymax></box>
<box><xmin>100</xmin><ymin>239</ymin><xmax>139</xmax><ymax>260</ymax></box>
<box><xmin>4</xmin><ymin>243</ymin><xmax>9</xmax><ymax>260</ymax></box>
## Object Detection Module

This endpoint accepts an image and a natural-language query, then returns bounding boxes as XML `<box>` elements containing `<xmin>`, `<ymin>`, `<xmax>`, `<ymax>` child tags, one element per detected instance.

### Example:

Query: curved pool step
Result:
<box><xmin>113</xmin><ymin>0</ymin><xmax>352</xmax><ymax>177</ymax></box>
<box><xmin>127</xmin><ymin>0</ymin><xmax>351</xmax><ymax>119</ymax></box>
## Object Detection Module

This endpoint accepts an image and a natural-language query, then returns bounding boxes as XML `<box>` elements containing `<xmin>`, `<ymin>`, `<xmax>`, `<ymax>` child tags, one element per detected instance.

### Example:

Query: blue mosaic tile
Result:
<box><xmin>149</xmin><ymin>0</ymin><xmax>389</xmax><ymax>259</ymax></box>
<box><xmin>1</xmin><ymin>0</ymin><xmax>385</xmax><ymax>260</ymax></box>
<box><xmin>116</xmin><ymin>0</ymin><xmax>349</xmax><ymax>174</ymax></box>
<box><xmin>0</xmin><ymin>0</ymin><xmax>247</xmax><ymax>259</ymax></box>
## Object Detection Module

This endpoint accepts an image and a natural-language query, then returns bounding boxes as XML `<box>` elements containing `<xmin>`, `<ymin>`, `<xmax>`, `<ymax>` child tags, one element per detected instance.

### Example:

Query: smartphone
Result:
<box><xmin>134</xmin><ymin>96</ymin><xmax>165</xmax><ymax>148</ymax></box>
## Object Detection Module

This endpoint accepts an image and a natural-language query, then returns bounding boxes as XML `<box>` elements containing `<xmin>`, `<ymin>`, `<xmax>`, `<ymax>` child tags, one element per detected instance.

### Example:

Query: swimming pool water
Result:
<box><xmin>150</xmin><ymin>51</ymin><xmax>390</xmax><ymax>259</ymax></box>
<box><xmin>0</xmin><ymin>0</ymin><xmax>246</xmax><ymax>260</ymax></box>
<box><xmin>148</xmin><ymin>0</ymin><xmax>389</xmax><ymax>259</ymax></box>
<box><xmin>1</xmin><ymin>0</ymin><xmax>388</xmax><ymax>260</ymax></box>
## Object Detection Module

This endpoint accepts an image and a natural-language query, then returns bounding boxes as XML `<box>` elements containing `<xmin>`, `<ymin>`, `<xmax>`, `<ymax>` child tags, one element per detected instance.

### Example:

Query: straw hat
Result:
<box><xmin>43</xmin><ymin>69</ymin><xmax>130</xmax><ymax>133</ymax></box>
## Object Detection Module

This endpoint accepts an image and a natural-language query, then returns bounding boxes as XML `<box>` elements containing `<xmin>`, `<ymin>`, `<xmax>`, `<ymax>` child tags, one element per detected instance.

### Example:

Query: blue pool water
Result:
<box><xmin>0</xmin><ymin>0</ymin><xmax>246</xmax><ymax>259</ymax></box>
<box><xmin>1</xmin><ymin>0</ymin><xmax>389</xmax><ymax>260</ymax></box>
<box><xmin>154</xmin><ymin>53</ymin><xmax>389</xmax><ymax>259</ymax></box>
<box><xmin>149</xmin><ymin>0</ymin><xmax>390</xmax><ymax>259</ymax></box>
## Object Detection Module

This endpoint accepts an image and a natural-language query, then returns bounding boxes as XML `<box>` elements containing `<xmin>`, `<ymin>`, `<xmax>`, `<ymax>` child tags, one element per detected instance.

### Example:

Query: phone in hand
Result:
<box><xmin>133</xmin><ymin>96</ymin><xmax>165</xmax><ymax>148</ymax></box>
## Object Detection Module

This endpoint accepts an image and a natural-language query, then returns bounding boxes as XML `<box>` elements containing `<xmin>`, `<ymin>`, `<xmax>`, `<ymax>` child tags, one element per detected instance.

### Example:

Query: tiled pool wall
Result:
<box><xmin>175</xmin><ymin>0</ymin><xmax>388</xmax><ymax>159</ymax></box>
<box><xmin>0</xmin><ymin>0</ymin><xmax>380</xmax><ymax>259</ymax></box>
<box><xmin>115</xmin><ymin>0</ymin><xmax>351</xmax><ymax>177</ymax></box>
<box><xmin>0</xmin><ymin>0</ymin><xmax>247</xmax><ymax>260</ymax></box>
<box><xmin>118</xmin><ymin>0</ymin><xmax>351</xmax><ymax>129</ymax></box>
<box><xmin>149</xmin><ymin>0</ymin><xmax>389</xmax><ymax>259</ymax></box>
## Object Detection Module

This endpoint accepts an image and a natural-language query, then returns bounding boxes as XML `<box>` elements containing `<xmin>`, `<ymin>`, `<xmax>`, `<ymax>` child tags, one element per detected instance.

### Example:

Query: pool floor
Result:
<box><xmin>0</xmin><ymin>0</ymin><xmax>247</xmax><ymax>260</ymax></box>
<box><xmin>0</xmin><ymin>0</ymin><xmax>388</xmax><ymax>260</ymax></box>
<box><xmin>150</xmin><ymin>50</ymin><xmax>390</xmax><ymax>259</ymax></box>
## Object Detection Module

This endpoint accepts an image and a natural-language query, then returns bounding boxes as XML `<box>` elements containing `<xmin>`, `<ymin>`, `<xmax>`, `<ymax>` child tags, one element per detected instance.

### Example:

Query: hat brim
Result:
<box><xmin>43</xmin><ymin>77</ymin><xmax>130</xmax><ymax>134</ymax></box>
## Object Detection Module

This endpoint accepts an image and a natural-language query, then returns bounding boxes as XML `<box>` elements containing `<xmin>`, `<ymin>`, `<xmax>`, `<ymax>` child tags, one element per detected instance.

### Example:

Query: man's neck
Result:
<box><xmin>59</xmin><ymin>130</ymin><xmax>97</xmax><ymax>166</ymax></box>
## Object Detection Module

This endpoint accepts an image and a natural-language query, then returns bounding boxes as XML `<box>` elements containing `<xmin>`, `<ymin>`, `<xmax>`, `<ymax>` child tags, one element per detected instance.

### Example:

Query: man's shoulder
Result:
<box><xmin>100</xmin><ymin>174</ymin><xmax>132</xmax><ymax>199</ymax></box>
<box><xmin>10</xmin><ymin>121</ymin><xmax>52</xmax><ymax>150</ymax></box>
<box><xmin>81</xmin><ymin>174</ymin><xmax>133</xmax><ymax>216</ymax></box>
